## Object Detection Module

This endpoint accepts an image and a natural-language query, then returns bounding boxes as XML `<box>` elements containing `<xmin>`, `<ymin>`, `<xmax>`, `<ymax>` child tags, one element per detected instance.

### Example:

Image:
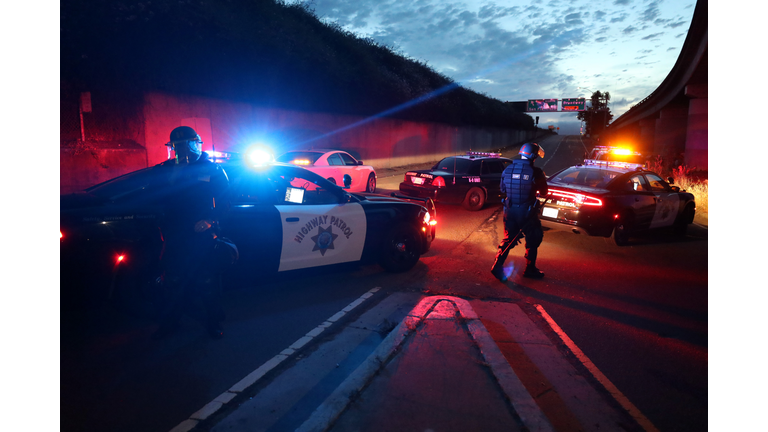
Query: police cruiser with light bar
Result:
<box><xmin>539</xmin><ymin>159</ymin><xmax>695</xmax><ymax>246</ymax></box>
<box><xmin>61</xmin><ymin>149</ymin><xmax>436</xmax><ymax>314</ymax></box>
<box><xmin>398</xmin><ymin>151</ymin><xmax>514</xmax><ymax>211</ymax></box>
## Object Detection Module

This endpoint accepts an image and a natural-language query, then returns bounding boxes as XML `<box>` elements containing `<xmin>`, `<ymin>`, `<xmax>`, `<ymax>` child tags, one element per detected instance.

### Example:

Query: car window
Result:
<box><xmin>327</xmin><ymin>153</ymin><xmax>344</xmax><ymax>166</ymax></box>
<box><xmin>645</xmin><ymin>173</ymin><xmax>670</xmax><ymax>192</ymax></box>
<box><xmin>621</xmin><ymin>174</ymin><xmax>649</xmax><ymax>192</ymax></box>
<box><xmin>433</xmin><ymin>157</ymin><xmax>473</xmax><ymax>174</ymax></box>
<box><xmin>339</xmin><ymin>153</ymin><xmax>358</xmax><ymax>166</ymax></box>
<box><xmin>481</xmin><ymin>160</ymin><xmax>504</xmax><ymax>175</ymax></box>
<box><xmin>550</xmin><ymin>167</ymin><xmax>621</xmax><ymax>187</ymax></box>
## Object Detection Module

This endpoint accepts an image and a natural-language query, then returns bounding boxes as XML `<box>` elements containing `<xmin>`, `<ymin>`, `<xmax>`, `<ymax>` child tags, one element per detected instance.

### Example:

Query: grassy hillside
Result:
<box><xmin>60</xmin><ymin>0</ymin><xmax>533</xmax><ymax>129</ymax></box>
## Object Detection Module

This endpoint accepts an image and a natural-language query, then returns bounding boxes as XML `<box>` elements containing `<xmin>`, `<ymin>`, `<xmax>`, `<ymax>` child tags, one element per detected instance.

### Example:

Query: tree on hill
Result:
<box><xmin>60</xmin><ymin>0</ymin><xmax>533</xmax><ymax>130</ymax></box>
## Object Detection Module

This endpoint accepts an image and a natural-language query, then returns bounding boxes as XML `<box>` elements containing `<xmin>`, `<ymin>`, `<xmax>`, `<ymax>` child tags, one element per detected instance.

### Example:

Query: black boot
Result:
<box><xmin>490</xmin><ymin>247</ymin><xmax>509</xmax><ymax>281</ymax></box>
<box><xmin>523</xmin><ymin>248</ymin><xmax>544</xmax><ymax>278</ymax></box>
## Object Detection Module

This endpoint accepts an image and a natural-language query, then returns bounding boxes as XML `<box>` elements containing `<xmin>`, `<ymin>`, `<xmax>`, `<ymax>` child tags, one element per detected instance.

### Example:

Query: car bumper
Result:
<box><xmin>539</xmin><ymin>206</ymin><xmax>613</xmax><ymax>237</ymax></box>
<box><xmin>399</xmin><ymin>183</ymin><xmax>464</xmax><ymax>204</ymax></box>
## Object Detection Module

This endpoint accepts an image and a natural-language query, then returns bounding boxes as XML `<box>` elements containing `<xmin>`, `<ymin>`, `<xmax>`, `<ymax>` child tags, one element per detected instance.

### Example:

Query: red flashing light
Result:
<box><xmin>60</xmin><ymin>231</ymin><xmax>63</xmax><ymax>240</ymax></box>
<box><xmin>548</xmin><ymin>188</ymin><xmax>603</xmax><ymax>206</ymax></box>
<box><xmin>116</xmin><ymin>254</ymin><xmax>126</xmax><ymax>264</ymax></box>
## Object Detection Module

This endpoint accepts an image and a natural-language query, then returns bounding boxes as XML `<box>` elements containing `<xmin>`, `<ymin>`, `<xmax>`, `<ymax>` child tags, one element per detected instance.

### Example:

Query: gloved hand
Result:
<box><xmin>194</xmin><ymin>219</ymin><xmax>213</xmax><ymax>233</ymax></box>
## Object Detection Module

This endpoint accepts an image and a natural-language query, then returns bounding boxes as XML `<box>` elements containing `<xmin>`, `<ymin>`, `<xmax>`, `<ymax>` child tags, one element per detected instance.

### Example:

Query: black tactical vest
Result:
<box><xmin>504</xmin><ymin>159</ymin><xmax>536</xmax><ymax>206</ymax></box>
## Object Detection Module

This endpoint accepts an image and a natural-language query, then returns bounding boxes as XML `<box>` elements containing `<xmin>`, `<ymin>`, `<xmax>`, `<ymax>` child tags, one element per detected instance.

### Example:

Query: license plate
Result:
<box><xmin>542</xmin><ymin>207</ymin><xmax>558</xmax><ymax>218</ymax></box>
<box><xmin>412</xmin><ymin>177</ymin><xmax>424</xmax><ymax>185</ymax></box>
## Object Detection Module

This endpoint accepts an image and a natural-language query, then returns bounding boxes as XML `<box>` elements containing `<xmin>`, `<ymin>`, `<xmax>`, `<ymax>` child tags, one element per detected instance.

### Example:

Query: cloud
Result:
<box><xmin>641</xmin><ymin>32</ymin><xmax>664</xmax><ymax>40</ymax></box>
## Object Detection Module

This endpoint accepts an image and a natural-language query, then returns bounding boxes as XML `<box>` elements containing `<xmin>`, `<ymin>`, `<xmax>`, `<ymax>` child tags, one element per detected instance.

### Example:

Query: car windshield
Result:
<box><xmin>549</xmin><ymin>167</ymin><xmax>622</xmax><ymax>189</ymax></box>
<box><xmin>276</xmin><ymin>151</ymin><xmax>324</xmax><ymax>164</ymax></box>
<box><xmin>432</xmin><ymin>157</ymin><xmax>473</xmax><ymax>174</ymax></box>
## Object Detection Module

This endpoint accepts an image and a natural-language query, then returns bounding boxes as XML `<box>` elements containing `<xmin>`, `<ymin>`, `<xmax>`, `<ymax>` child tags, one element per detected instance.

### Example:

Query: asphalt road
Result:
<box><xmin>60</xmin><ymin>135</ymin><xmax>707</xmax><ymax>432</ymax></box>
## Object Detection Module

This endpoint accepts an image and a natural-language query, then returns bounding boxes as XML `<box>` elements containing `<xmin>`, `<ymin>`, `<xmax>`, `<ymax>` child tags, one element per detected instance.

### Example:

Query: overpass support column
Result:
<box><xmin>639</xmin><ymin>118</ymin><xmax>656</xmax><ymax>156</ymax></box>
<box><xmin>685</xmin><ymin>84</ymin><xmax>708</xmax><ymax>171</ymax></box>
<box><xmin>654</xmin><ymin>105</ymin><xmax>688</xmax><ymax>171</ymax></box>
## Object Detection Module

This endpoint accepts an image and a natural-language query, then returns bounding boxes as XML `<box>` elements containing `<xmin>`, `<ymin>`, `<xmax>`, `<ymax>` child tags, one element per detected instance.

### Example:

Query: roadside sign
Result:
<box><xmin>562</xmin><ymin>98</ymin><xmax>585</xmax><ymax>111</ymax></box>
<box><xmin>527</xmin><ymin>99</ymin><xmax>558</xmax><ymax>112</ymax></box>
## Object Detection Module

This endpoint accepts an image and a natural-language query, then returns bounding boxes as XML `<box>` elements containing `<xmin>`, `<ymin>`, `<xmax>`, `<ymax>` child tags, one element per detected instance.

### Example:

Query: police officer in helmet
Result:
<box><xmin>491</xmin><ymin>142</ymin><xmax>549</xmax><ymax>280</ymax></box>
<box><xmin>154</xmin><ymin>126</ymin><xmax>230</xmax><ymax>339</ymax></box>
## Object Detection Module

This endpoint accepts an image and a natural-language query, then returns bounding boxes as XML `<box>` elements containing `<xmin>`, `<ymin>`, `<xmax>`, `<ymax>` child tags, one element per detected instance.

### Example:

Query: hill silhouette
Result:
<box><xmin>60</xmin><ymin>0</ymin><xmax>533</xmax><ymax>130</ymax></box>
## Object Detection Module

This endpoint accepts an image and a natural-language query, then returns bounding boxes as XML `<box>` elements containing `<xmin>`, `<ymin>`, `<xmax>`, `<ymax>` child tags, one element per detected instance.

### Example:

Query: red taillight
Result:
<box><xmin>432</xmin><ymin>176</ymin><xmax>445</xmax><ymax>187</ymax></box>
<box><xmin>548</xmin><ymin>188</ymin><xmax>603</xmax><ymax>206</ymax></box>
<box><xmin>60</xmin><ymin>231</ymin><xmax>64</xmax><ymax>240</ymax></box>
<box><xmin>116</xmin><ymin>254</ymin><xmax>126</xmax><ymax>264</ymax></box>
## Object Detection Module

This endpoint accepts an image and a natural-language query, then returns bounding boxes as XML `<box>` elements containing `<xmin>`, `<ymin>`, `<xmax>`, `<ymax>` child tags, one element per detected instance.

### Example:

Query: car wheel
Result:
<box><xmin>378</xmin><ymin>224</ymin><xmax>421</xmax><ymax>273</ymax></box>
<box><xmin>673</xmin><ymin>203</ymin><xmax>695</xmax><ymax>237</ymax></box>
<box><xmin>366</xmin><ymin>173</ymin><xmax>376</xmax><ymax>193</ymax></box>
<box><xmin>462</xmin><ymin>187</ymin><xmax>486</xmax><ymax>211</ymax></box>
<box><xmin>110</xmin><ymin>264</ymin><xmax>166</xmax><ymax>318</ymax></box>
<box><xmin>609</xmin><ymin>219</ymin><xmax>631</xmax><ymax>246</ymax></box>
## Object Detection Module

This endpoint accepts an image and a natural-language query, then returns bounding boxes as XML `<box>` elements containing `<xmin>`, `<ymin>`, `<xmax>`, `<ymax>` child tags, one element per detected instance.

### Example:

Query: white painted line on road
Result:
<box><xmin>167</xmin><ymin>287</ymin><xmax>382</xmax><ymax>432</ymax></box>
<box><xmin>534</xmin><ymin>304</ymin><xmax>660</xmax><ymax>432</ymax></box>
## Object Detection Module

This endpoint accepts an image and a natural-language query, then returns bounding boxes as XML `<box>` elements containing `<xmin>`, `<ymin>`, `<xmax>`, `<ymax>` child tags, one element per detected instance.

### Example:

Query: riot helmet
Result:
<box><xmin>166</xmin><ymin>126</ymin><xmax>203</xmax><ymax>164</ymax></box>
<box><xmin>519</xmin><ymin>142</ymin><xmax>545</xmax><ymax>160</ymax></box>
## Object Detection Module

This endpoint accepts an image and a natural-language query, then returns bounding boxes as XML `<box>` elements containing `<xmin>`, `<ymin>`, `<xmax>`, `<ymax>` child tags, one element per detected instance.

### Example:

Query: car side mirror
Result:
<box><xmin>667</xmin><ymin>176</ymin><xmax>675</xmax><ymax>184</ymax></box>
<box><xmin>357</xmin><ymin>161</ymin><xmax>363</xmax><ymax>165</ymax></box>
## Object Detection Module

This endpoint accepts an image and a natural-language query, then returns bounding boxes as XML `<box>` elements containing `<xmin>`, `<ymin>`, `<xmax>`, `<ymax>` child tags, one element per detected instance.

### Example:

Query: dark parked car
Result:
<box><xmin>60</xmin><ymin>156</ymin><xmax>436</xmax><ymax>314</ymax></box>
<box><xmin>398</xmin><ymin>152</ymin><xmax>514</xmax><ymax>211</ymax></box>
<box><xmin>540</xmin><ymin>160</ymin><xmax>696</xmax><ymax>245</ymax></box>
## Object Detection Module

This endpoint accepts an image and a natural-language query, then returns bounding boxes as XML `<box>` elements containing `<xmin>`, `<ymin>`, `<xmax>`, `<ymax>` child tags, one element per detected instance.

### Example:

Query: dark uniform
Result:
<box><xmin>154</xmin><ymin>127</ymin><xmax>230</xmax><ymax>339</ymax></box>
<box><xmin>491</xmin><ymin>145</ymin><xmax>548</xmax><ymax>280</ymax></box>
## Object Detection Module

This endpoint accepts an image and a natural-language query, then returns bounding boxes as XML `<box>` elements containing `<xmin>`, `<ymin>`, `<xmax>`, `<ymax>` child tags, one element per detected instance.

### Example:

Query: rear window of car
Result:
<box><xmin>276</xmin><ymin>151</ymin><xmax>323</xmax><ymax>164</ymax></box>
<box><xmin>550</xmin><ymin>167</ymin><xmax>621</xmax><ymax>188</ymax></box>
<box><xmin>432</xmin><ymin>157</ymin><xmax>475</xmax><ymax>174</ymax></box>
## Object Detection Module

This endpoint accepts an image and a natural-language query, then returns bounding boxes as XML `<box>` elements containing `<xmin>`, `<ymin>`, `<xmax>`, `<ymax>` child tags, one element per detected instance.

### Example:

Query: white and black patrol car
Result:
<box><xmin>540</xmin><ymin>159</ymin><xmax>695</xmax><ymax>246</ymax></box>
<box><xmin>398</xmin><ymin>152</ymin><xmax>514</xmax><ymax>211</ymax></box>
<box><xmin>60</xmin><ymin>155</ymin><xmax>436</xmax><ymax>312</ymax></box>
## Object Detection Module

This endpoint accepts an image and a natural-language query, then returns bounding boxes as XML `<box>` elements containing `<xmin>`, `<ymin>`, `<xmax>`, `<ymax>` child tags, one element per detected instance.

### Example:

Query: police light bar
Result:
<box><xmin>583</xmin><ymin>159</ymin><xmax>644</xmax><ymax>170</ymax></box>
<box><xmin>208</xmin><ymin>151</ymin><xmax>234</xmax><ymax>162</ymax></box>
<box><xmin>466</xmin><ymin>151</ymin><xmax>500</xmax><ymax>158</ymax></box>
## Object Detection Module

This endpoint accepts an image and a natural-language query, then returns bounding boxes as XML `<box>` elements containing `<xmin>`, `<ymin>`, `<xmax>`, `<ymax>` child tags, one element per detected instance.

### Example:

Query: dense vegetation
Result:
<box><xmin>60</xmin><ymin>0</ymin><xmax>533</xmax><ymax>129</ymax></box>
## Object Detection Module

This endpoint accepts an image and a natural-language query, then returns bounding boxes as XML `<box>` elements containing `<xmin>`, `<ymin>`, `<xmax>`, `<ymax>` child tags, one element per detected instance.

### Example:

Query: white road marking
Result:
<box><xmin>535</xmin><ymin>304</ymin><xmax>660</xmax><ymax>432</ymax></box>
<box><xmin>168</xmin><ymin>287</ymin><xmax>382</xmax><ymax>432</ymax></box>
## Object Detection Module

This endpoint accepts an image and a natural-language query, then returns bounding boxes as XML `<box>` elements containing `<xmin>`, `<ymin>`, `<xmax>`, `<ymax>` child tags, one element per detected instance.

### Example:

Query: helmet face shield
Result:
<box><xmin>166</xmin><ymin>126</ymin><xmax>203</xmax><ymax>163</ymax></box>
<box><xmin>536</xmin><ymin>145</ymin><xmax>545</xmax><ymax>159</ymax></box>
<box><xmin>519</xmin><ymin>142</ymin><xmax>544</xmax><ymax>160</ymax></box>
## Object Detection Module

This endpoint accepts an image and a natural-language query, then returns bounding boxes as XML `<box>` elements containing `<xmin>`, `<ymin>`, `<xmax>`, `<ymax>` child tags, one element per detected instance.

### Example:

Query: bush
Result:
<box><xmin>646</xmin><ymin>155</ymin><xmax>708</xmax><ymax>217</ymax></box>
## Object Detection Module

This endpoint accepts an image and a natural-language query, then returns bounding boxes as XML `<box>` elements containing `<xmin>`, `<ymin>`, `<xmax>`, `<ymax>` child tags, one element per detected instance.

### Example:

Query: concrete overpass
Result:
<box><xmin>603</xmin><ymin>1</ymin><xmax>707</xmax><ymax>172</ymax></box>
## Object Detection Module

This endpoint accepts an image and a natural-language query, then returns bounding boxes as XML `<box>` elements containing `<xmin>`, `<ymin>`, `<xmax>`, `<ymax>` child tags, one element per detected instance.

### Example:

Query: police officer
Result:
<box><xmin>491</xmin><ymin>142</ymin><xmax>549</xmax><ymax>280</ymax></box>
<box><xmin>154</xmin><ymin>126</ymin><xmax>230</xmax><ymax>339</ymax></box>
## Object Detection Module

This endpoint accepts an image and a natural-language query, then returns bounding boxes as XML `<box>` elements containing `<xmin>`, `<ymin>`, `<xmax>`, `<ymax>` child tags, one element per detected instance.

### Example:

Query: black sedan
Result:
<box><xmin>539</xmin><ymin>160</ymin><xmax>696</xmax><ymax>246</ymax></box>
<box><xmin>60</xmin><ymin>158</ymin><xmax>436</xmax><ymax>313</ymax></box>
<box><xmin>398</xmin><ymin>152</ymin><xmax>513</xmax><ymax>211</ymax></box>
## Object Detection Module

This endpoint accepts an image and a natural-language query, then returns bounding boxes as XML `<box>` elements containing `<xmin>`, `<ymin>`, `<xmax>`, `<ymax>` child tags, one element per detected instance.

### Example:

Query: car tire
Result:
<box><xmin>462</xmin><ymin>187</ymin><xmax>486</xmax><ymax>211</ymax></box>
<box><xmin>110</xmin><ymin>263</ymin><xmax>166</xmax><ymax>318</ymax></box>
<box><xmin>608</xmin><ymin>218</ymin><xmax>631</xmax><ymax>246</ymax></box>
<box><xmin>366</xmin><ymin>173</ymin><xmax>376</xmax><ymax>193</ymax></box>
<box><xmin>673</xmin><ymin>203</ymin><xmax>695</xmax><ymax>237</ymax></box>
<box><xmin>378</xmin><ymin>224</ymin><xmax>421</xmax><ymax>273</ymax></box>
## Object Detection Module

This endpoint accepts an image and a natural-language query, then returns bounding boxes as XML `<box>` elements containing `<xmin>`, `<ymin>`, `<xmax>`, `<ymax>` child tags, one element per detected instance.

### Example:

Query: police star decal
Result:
<box><xmin>311</xmin><ymin>225</ymin><xmax>339</xmax><ymax>256</ymax></box>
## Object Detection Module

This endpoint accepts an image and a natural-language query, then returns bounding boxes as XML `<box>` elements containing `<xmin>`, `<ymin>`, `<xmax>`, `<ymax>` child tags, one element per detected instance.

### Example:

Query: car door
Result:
<box><xmin>618</xmin><ymin>174</ymin><xmax>657</xmax><ymax>229</ymax></box>
<box><xmin>219</xmin><ymin>169</ymin><xmax>284</xmax><ymax>275</ymax></box>
<box><xmin>481</xmin><ymin>160</ymin><xmax>506</xmax><ymax>202</ymax></box>
<box><xmin>645</xmin><ymin>173</ymin><xmax>681</xmax><ymax>229</ymax></box>
<box><xmin>274</xmin><ymin>169</ymin><xmax>367</xmax><ymax>271</ymax></box>
<box><xmin>338</xmin><ymin>152</ymin><xmax>366</xmax><ymax>191</ymax></box>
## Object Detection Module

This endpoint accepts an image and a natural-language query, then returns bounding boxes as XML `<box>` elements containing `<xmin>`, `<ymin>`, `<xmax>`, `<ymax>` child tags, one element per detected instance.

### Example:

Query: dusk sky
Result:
<box><xmin>291</xmin><ymin>0</ymin><xmax>697</xmax><ymax>135</ymax></box>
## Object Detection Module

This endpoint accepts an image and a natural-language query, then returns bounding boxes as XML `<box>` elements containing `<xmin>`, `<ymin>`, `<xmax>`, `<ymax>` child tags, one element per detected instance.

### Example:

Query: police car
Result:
<box><xmin>60</xmin><ymin>152</ymin><xmax>436</xmax><ymax>313</ymax></box>
<box><xmin>539</xmin><ymin>158</ymin><xmax>695</xmax><ymax>246</ymax></box>
<box><xmin>398</xmin><ymin>152</ymin><xmax>514</xmax><ymax>211</ymax></box>
<box><xmin>276</xmin><ymin>149</ymin><xmax>377</xmax><ymax>193</ymax></box>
